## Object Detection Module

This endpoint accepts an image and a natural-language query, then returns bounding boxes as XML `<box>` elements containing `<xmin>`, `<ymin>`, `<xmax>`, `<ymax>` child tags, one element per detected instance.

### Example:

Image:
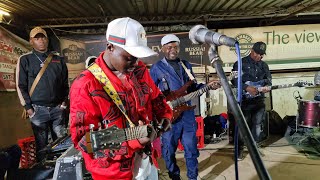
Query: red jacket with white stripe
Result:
<box><xmin>70</xmin><ymin>53</ymin><xmax>172</xmax><ymax>180</ymax></box>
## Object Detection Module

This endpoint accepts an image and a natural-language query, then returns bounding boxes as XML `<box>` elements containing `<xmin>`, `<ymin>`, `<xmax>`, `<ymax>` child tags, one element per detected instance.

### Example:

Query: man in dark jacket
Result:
<box><xmin>231</xmin><ymin>41</ymin><xmax>271</xmax><ymax>160</ymax></box>
<box><xmin>16</xmin><ymin>27</ymin><xmax>69</xmax><ymax>162</ymax></box>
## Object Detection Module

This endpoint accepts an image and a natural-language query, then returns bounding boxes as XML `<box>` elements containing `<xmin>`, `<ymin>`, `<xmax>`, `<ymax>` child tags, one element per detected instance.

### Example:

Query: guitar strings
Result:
<box><xmin>124</xmin><ymin>126</ymin><xmax>148</xmax><ymax>141</ymax></box>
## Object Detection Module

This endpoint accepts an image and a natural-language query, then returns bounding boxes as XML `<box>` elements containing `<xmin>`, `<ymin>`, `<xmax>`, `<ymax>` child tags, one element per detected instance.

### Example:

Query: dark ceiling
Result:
<box><xmin>1</xmin><ymin>0</ymin><xmax>320</xmax><ymax>39</ymax></box>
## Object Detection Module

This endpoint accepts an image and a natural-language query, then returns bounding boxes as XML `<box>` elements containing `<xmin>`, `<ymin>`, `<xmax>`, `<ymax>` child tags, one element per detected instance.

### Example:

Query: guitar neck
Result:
<box><xmin>270</xmin><ymin>83</ymin><xmax>297</xmax><ymax>90</ymax></box>
<box><xmin>257</xmin><ymin>83</ymin><xmax>299</xmax><ymax>92</ymax></box>
<box><xmin>168</xmin><ymin>72</ymin><xmax>237</xmax><ymax>108</ymax></box>
<box><xmin>170</xmin><ymin>85</ymin><xmax>211</xmax><ymax>108</ymax></box>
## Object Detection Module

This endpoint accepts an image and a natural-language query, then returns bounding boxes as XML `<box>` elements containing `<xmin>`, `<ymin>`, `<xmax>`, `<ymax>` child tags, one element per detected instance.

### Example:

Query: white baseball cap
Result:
<box><xmin>106</xmin><ymin>17</ymin><xmax>157</xmax><ymax>58</ymax></box>
<box><xmin>161</xmin><ymin>34</ymin><xmax>180</xmax><ymax>46</ymax></box>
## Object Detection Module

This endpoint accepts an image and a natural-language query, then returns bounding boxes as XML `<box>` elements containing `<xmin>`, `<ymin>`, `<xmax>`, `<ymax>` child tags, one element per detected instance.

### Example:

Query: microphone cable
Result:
<box><xmin>234</xmin><ymin>42</ymin><xmax>242</xmax><ymax>180</ymax></box>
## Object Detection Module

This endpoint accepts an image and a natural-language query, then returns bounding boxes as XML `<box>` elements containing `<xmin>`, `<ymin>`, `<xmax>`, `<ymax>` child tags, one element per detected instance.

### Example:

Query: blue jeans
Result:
<box><xmin>239</xmin><ymin>100</ymin><xmax>266</xmax><ymax>150</ymax></box>
<box><xmin>30</xmin><ymin>104</ymin><xmax>64</xmax><ymax>162</ymax></box>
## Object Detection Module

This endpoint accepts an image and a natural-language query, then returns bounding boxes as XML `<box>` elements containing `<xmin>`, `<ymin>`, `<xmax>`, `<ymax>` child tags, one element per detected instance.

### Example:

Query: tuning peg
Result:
<box><xmin>89</xmin><ymin>124</ymin><xmax>95</xmax><ymax>131</ymax></box>
<box><xmin>98</xmin><ymin>122</ymin><xmax>102</xmax><ymax>130</ymax></box>
<box><xmin>102</xmin><ymin>120</ymin><xmax>108</xmax><ymax>129</ymax></box>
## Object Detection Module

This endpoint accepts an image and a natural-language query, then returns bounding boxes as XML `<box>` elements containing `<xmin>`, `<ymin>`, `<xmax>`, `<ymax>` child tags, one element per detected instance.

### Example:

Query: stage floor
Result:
<box><xmin>158</xmin><ymin>134</ymin><xmax>320</xmax><ymax>180</ymax></box>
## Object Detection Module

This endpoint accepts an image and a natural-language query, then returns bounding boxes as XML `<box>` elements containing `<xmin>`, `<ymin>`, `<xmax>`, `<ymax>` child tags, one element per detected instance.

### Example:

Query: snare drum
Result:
<box><xmin>298</xmin><ymin>99</ymin><xmax>320</xmax><ymax>127</ymax></box>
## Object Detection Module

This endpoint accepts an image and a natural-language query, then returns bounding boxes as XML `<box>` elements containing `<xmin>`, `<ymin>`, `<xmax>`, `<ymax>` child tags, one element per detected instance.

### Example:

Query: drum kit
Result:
<box><xmin>293</xmin><ymin>95</ymin><xmax>320</xmax><ymax>145</ymax></box>
<box><xmin>297</xmin><ymin>100</ymin><xmax>320</xmax><ymax>128</ymax></box>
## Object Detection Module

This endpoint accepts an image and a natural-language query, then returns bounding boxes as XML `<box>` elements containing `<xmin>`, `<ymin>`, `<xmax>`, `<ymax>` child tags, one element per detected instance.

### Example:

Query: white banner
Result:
<box><xmin>0</xmin><ymin>26</ymin><xmax>31</xmax><ymax>91</ymax></box>
<box><xmin>218</xmin><ymin>24</ymin><xmax>320</xmax><ymax>70</ymax></box>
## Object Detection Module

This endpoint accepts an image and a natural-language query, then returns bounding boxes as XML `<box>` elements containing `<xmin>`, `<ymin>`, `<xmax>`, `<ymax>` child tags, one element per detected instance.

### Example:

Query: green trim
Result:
<box><xmin>223</xmin><ymin>58</ymin><xmax>320</xmax><ymax>66</ymax></box>
<box><xmin>266</xmin><ymin>58</ymin><xmax>320</xmax><ymax>65</ymax></box>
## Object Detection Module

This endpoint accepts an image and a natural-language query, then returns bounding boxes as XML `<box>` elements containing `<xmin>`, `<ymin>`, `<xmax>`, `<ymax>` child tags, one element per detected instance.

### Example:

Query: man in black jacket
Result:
<box><xmin>231</xmin><ymin>41</ymin><xmax>271</xmax><ymax>160</ymax></box>
<box><xmin>16</xmin><ymin>27</ymin><xmax>69</xmax><ymax>162</ymax></box>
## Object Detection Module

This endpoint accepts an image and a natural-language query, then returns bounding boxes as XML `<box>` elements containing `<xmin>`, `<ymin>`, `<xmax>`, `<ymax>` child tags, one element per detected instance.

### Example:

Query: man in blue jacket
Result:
<box><xmin>150</xmin><ymin>34</ymin><xmax>220</xmax><ymax>180</ymax></box>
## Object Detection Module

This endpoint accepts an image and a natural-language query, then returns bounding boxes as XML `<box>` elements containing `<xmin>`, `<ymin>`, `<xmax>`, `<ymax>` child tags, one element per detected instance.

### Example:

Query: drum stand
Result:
<box><xmin>291</xmin><ymin>97</ymin><xmax>320</xmax><ymax>145</ymax></box>
<box><xmin>290</xmin><ymin>112</ymin><xmax>300</xmax><ymax>140</ymax></box>
<box><xmin>297</xmin><ymin>127</ymin><xmax>320</xmax><ymax>146</ymax></box>
<box><xmin>292</xmin><ymin>114</ymin><xmax>320</xmax><ymax>145</ymax></box>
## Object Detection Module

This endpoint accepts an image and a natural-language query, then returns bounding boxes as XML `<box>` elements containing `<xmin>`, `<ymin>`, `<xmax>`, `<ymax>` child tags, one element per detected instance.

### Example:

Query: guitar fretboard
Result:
<box><xmin>169</xmin><ymin>72</ymin><xmax>237</xmax><ymax>108</ymax></box>
<box><xmin>270</xmin><ymin>83</ymin><xmax>298</xmax><ymax>90</ymax></box>
<box><xmin>170</xmin><ymin>85</ymin><xmax>211</xmax><ymax>108</ymax></box>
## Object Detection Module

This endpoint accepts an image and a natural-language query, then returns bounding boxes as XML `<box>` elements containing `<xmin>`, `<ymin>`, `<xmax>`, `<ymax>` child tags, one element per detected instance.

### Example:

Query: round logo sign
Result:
<box><xmin>230</xmin><ymin>34</ymin><xmax>254</xmax><ymax>57</ymax></box>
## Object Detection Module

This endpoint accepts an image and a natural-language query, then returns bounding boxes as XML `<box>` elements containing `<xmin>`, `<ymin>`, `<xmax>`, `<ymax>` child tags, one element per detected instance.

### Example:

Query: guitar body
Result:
<box><xmin>172</xmin><ymin>104</ymin><xmax>196</xmax><ymax>121</ymax></box>
<box><xmin>165</xmin><ymin>80</ymin><xmax>194</xmax><ymax>101</ymax></box>
<box><xmin>244</xmin><ymin>80</ymin><xmax>265</xmax><ymax>99</ymax></box>
<box><xmin>165</xmin><ymin>72</ymin><xmax>238</xmax><ymax>122</ymax></box>
<box><xmin>163</xmin><ymin>80</ymin><xmax>196</xmax><ymax>122</ymax></box>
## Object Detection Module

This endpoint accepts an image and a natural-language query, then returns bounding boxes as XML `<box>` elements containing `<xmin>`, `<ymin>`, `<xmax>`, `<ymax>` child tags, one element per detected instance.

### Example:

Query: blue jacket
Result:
<box><xmin>150</xmin><ymin>58</ymin><xmax>202</xmax><ymax>121</ymax></box>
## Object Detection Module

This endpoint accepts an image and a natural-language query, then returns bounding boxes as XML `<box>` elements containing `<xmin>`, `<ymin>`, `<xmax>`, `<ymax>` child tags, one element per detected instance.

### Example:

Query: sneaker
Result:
<box><xmin>237</xmin><ymin>150</ymin><xmax>245</xmax><ymax>161</ymax></box>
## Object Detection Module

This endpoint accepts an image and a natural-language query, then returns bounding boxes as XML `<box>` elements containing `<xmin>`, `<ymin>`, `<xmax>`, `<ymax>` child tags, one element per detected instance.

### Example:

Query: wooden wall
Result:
<box><xmin>0</xmin><ymin>92</ymin><xmax>33</xmax><ymax>148</ymax></box>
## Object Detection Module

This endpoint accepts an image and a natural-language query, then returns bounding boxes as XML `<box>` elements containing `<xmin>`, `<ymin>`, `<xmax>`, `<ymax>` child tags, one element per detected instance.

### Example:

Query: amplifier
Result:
<box><xmin>52</xmin><ymin>146</ymin><xmax>90</xmax><ymax>180</ymax></box>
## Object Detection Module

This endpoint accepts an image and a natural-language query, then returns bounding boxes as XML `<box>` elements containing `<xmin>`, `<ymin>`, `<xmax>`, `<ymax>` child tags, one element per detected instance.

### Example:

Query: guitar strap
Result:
<box><xmin>88</xmin><ymin>63</ymin><xmax>135</xmax><ymax>128</ymax></box>
<box><xmin>180</xmin><ymin>61</ymin><xmax>195</xmax><ymax>81</ymax></box>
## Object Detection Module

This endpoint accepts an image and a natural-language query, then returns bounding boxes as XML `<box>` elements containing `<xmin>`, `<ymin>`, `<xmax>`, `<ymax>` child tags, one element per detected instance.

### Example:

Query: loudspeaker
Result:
<box><xmin>260</xmin><ymin>111</ymin><xmax>269</xmax><ymax>142</ymax></box>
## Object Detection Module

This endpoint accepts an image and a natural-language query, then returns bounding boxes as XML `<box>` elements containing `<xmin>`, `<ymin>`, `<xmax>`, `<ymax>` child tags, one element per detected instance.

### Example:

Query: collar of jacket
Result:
<box><xmin>32</xmin><ymin>49</ymin><xmax>50</xmax><ymax>57</ymax></box>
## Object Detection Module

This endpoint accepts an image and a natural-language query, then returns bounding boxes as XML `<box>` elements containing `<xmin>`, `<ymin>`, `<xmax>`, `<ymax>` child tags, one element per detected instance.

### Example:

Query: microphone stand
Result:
<box><xmin>208</xmin><ymin>45</ymin><xmax>271</xmax><ymax>180</ymax></box>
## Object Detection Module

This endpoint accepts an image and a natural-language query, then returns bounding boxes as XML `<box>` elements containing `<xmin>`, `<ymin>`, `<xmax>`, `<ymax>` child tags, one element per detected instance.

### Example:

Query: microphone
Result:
<box><xmin>189</xmin><ymin>25</ymin><xmax>237</xmax><ymax>47</ymax></box>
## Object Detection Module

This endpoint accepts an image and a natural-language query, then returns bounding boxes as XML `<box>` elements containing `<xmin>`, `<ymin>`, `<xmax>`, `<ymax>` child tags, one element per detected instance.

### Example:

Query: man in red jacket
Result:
<box><xmin>70</xmin><ymin>17</ymin><xmax>172</xmax><ymax>180</ymax></box>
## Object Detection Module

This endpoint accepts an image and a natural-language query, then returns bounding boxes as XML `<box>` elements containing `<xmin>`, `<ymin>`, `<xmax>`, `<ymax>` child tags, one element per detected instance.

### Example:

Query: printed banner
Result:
<box><xmin>60</xmin><ymin>37</ymin><xmax>106</xmax><ymax>85</ymax></box>
<box><xmin>218</xmin><ymin>24</ymin><xmax>320</xmax><ymax>70</ymax></box>
<box><xmin>60</xmin><ymin>38</ymin><xmax>87</xmax><ymax>85</ymax></box>
<box><xmin>0</xmin><ymin>26</ymin><xmax>31</xmax><ymax>91</ymax></box>
<box><xmin>146</xmin><ymin>32</ymin><xmax>210</xmax><ymax>66</ymax></box>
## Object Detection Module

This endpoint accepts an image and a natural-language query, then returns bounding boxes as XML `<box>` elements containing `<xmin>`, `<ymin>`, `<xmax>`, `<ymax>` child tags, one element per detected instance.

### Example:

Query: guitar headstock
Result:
<box><xmin>89</xmin><ymin>125</ymin><xmax>126</xmax><ymax>152</ymax></box>
<box><xmin>86</xmin><ymin>124</ymin><xmax>150</xmax><ymax>153</ymax></box>
<box><xmin>294</xmin><ymin>81</ymin><xmax>314</xmax><ymax>87</ymax></box>
<box><xmin>229</xmin><ymin>71</ymin><xmax>239</xmax><ymax>80</ymax></box>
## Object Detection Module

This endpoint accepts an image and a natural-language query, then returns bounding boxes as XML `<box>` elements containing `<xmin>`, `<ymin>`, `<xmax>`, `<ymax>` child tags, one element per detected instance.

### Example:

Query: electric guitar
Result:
<box><xmin>243</xmin><ymin>80</ymin><xmax>313</xmax><ymax>99</ymax></box>
<box><xmin>85</xmin><ymin>125</ymin><xmax>151</xmax><ymax>153</ymax></box>
<box><xmin>165</xmin><ymin>71</ymin><xmax>238</xmax><ymax>121</ymax></box>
